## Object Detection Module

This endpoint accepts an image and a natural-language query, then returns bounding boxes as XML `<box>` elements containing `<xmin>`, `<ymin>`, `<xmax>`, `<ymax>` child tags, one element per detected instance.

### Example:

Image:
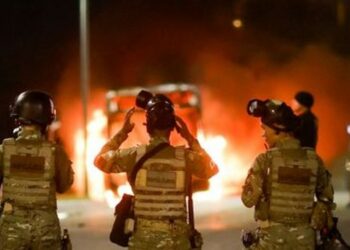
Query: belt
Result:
<box><xmin>136</xmin><ymin>218</ymin><xmax>188</xmax><ymax>232</ymax></box>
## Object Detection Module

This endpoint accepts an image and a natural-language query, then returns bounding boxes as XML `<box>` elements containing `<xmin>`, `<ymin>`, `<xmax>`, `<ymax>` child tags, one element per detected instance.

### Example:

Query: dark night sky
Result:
<box><xmin>0</xmin><ymin>1</ymin><xmax>78</xmax><ymax>137</ymax></box>
<box><xmin>0</xmin><ymin>0</ymin><xmax>349</xmax><ymax>161</ymax></box>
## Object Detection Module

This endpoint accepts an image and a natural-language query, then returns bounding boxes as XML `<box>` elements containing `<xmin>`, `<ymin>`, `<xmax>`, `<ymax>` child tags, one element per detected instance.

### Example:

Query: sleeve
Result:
<box><xmin>55</xmin><ymin>145</ymin><xmax>74</xmax><ymax>193</ymax></box>
<box><xmin>94</xmin><ymin>145</ymin><xmax>138</xmax><ymax>174</ymax></box>
<box><xmin>241</xmin><ymin>153</ymin><xmax>267</xmax><ymax>208</ymax></box>
<box><xmin>185</xmin><ymin>140</ymin><xmax>219</xmax><ymax>179</ymax></box>
<box><xmin>310</xmin><ymin>155</ymin><xmax>335</xmax><ymax>230</ymax></box>
<box><xmin>315</xmin><ymin>156</ymin><xmax>334</xmax><ymax>205</ymax></box>
<box><xmin>94</xmin><ymin>130</ymin><xmax>139</xmax><ymax>174</ymax></box>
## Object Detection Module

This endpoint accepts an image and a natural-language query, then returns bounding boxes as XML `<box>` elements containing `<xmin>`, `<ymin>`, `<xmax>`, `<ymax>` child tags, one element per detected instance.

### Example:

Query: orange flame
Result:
<box><xmin>194</xmin><ymin>131</ymin><xmax>248</xmax><ymax>201</ymax></box>
<box><xmin>74</xmin><ymin>109</ymin><xmax>107</xmax><ymax>200</ymax></box>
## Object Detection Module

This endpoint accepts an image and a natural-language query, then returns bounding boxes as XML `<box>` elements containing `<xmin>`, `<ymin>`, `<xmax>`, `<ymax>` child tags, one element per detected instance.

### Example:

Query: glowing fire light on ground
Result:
<box><xmin>74</xmin><ymin>109</ymin><xmax>249</xmax><ymax>205</ymax></box>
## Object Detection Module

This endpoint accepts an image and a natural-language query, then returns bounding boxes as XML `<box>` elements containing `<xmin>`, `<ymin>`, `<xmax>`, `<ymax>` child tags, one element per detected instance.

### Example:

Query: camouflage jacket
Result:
<box><xmin>241</xmin><ymin>137</ymin><xmax>334</xmax><ymax>223</ymax></box>
<box><xmin>94</xmin><ymin>132</ymin><xmax>218</xmax><ymax>180</ymax></box>
<box><xmin>0</xmin><ymin>127</ymin><xmax>74</xmax><ymax>195</ymax></box>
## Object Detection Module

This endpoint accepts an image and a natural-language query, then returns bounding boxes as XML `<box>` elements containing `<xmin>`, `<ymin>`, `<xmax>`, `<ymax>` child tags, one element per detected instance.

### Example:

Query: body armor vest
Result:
<box><xmin>266</xmin><ymin>148</ymin><xmax>318</xmax><ymax>224</ymax></box>
<box><xmin>2</xmin><ymin>138</ymin><xmax>57</xmax><ymax>209</ymax></box>
<box><xmin>133</xmin><ymin>145</ymin><xmax>187</xmax><ymax>220</ymax></box>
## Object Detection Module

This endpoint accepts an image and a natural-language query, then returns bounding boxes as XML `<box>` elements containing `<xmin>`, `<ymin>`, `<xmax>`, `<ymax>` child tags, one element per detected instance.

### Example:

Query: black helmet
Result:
<box><xmin>10</xmin><ymin>90</ymin><xmax>56</xmax><ymax>127</ymax></box>
<box><xmin>294</xmin><ymin>91</ymin><xmax>314</xmax><ymax>108</ymax></box>
<box><xmin>136</xmin><ymin>90</ymin><xmax>176</xmax><ymax>134</ymax></box>
<box><xmin>247</xmin><ymin>99</ymin><xmax>300</xmax><ymax>132</ymax></box>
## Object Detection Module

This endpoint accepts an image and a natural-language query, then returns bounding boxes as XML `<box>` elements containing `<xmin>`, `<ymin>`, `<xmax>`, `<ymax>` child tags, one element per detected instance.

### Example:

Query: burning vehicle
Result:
<box><xmin>73</xmin><ymin>83</ymin><xmax>247</xmax><ymax>206</ymax></box>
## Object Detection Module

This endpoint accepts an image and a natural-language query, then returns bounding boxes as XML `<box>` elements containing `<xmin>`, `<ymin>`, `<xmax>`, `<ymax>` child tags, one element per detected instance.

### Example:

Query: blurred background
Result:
<box><xmin>1</xmin><ymin>1</ymin><xmax>350</xmax><ymax>249</ymax></box>
<box><xmin>1</xmin><ymin>0</ymin><xmax>350</xmax><ymax>159</ymax></box>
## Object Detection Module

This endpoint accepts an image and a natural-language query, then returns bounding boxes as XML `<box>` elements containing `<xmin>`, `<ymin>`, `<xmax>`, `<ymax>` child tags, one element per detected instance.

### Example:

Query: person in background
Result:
<box><xmin>291</xmin><ymin>91</ymin><xmax>318</xmax><ymax>149</ymax></box>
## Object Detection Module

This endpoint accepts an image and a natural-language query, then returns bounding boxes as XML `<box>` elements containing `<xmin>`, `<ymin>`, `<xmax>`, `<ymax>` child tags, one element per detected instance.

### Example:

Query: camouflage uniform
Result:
<box><xmin>241</xmin><ymin>137</ymin><xmax>334</xmax><ymax>250</ymax></box>
<box><xmin>0</xmin><ymin>127</ymin><xmax>74</xmax><ymax>250</ymax></box>
<box><xmin>95</xmin><ymin>133</ymin><xmax>218</xmax><ymax>250</ymax></box>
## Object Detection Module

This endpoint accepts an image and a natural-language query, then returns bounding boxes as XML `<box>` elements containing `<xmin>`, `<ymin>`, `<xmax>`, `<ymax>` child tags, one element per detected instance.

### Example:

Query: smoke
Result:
<box><xmin>55</xmin><ymin>2</ymin><xmax>350</xmax><ymax>164</ymax></box>
<box><xmin>195</xmin><ymin>44</ymin><xmax>350</xmax><ymax>162</ymax></box>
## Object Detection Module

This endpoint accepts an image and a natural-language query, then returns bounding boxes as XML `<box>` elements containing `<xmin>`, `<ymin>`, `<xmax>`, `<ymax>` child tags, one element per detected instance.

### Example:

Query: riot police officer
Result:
<box><xmin>94</xmin><ymin>90</ymin><xmax>218</xmax><ymax>250</ymax></box>
<box><xmin>241</xmin><ymin>99</ymin><xmax>334</xmax><ymax>250</ymax></box>
<box><xmin>0</xmin><ymin>90</ymin><xmax>74</xmax><ymax>250</ymax></box>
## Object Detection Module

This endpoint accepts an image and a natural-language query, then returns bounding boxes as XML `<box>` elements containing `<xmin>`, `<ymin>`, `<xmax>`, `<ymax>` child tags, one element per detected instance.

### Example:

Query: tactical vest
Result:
<box><xmin>2</xmin><ymin>138</ymin><xmax>57</xmax><ymax>209</ymax></box>
<box><xmin>266</xmin><ymin>148</ymin><xmax>318</xmax><ymax>224</ymax></box>
<box><xmin>133</xmin><ymin>145</ymin><xmax>187</xmax><ymax>221</ymax></box>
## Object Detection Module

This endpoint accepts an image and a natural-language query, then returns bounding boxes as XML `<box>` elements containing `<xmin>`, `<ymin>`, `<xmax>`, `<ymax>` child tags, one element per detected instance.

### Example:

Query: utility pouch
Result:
<box><xmin>109</xmin><ymin>194</ymin><xmax>134</xmax><ymax>247</ymax></box>
<box><xmin>61</xmin><ymin>229</ymin><xmax>72</xmax><ymax>250</ymax></box>
<box><xmin>311</xmin><ymin>201</ymin><xmax>334</xmax><ymax>230</ymax></box>
<box><xmin>241</xmin><ymin>229</ymin><xmax>259</xmax><ymax>249</ymax></box>
<box><xmin>254</xmin><ymin>199</ymin><xmax>269</xmax><ymax>221</ymax></box>
<box><xmin>190</xmin><ymin>228</ymin><xmax>203</xmax><ymax>250</ymax></box>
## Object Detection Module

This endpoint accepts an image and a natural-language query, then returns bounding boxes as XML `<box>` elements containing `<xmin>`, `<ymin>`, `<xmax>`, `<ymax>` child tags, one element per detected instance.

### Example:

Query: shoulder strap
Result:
<box><xmin>261</xmin><ymin>151</ymin><xmax>274</xmax><ymax>198</ymax></box>
<box><xmin>2</xmin><ymin>138</ymin><xmax>15</xmax><ymax>145</ymax></box>
<box><xmin>186</xmin><ymin>166</ymin><xmax>195</xmax><ymax>230</ymax></box>
<box><xmin>129</xmin><ymin>142</ymin><xmax>169</xmax><ymax>187</ymax></box>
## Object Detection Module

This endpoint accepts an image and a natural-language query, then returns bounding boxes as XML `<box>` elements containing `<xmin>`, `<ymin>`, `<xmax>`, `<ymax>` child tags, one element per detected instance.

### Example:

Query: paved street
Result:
<box><xmin>58</xmin><ymin>191</ymin><xmax>350</xmax><ymax>250</ymax></box>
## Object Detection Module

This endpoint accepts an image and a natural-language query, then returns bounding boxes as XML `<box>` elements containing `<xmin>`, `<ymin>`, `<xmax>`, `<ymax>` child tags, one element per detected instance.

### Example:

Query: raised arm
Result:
<box><xmin>175</xmin><ymin>116</ymin><xmax>218</xmax><ymax>179</ymax></box>
<box><xmin>94</xmin><ymin>108</ymin><xmax>135</xmax><ymax>173</ymax></box>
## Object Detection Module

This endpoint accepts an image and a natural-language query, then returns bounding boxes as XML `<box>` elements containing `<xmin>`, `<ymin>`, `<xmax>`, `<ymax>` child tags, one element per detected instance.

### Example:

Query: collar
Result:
<box><xmin>16</xmin><ymin>126</ymin><xmax>43</xmax><ymax>141</ymax></box>
<box><xmin>149</xmin><ymin>136</ymin><xmax>169</xmax><ymax>146</ymax></box>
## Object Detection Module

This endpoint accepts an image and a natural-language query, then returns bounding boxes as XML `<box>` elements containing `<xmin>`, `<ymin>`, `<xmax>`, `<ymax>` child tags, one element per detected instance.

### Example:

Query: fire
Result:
<box><xmin>195</xmin><ymin>131</ymin><xmax>248</xmax><ymax>201</ymax></box>
<box><xmin>74</xmin><ymin>109</ymin><xmax>107</xmax><ymax>200</ymax></box>
<box><xmin>74</xmin><ymin>109</ymin><xmax>248</xmax><ymax>204</ymax></box>
<box><xmin>74</xmin><ymin>109</ymin><xmax>134</xmax><ymax>204</ymax></box>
